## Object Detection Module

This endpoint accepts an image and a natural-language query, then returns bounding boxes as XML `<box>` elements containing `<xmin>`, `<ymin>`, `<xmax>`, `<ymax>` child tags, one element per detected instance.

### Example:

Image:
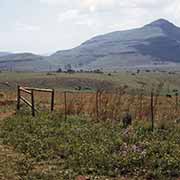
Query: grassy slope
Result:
<box><xmin>0</xmin><ymin>112</ymin><xmax>180</xmax><ymax>179</ymax></box>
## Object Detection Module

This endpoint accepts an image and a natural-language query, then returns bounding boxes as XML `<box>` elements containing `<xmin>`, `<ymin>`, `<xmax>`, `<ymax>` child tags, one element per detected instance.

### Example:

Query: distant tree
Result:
<box><xmin>168</xmin><ymin>71</ymin><xmax>176</xmax><ymax>75</ymax></box>
<box><xmin>93</xmin><ymin>69</ymin><xmax>103</xmax><ymax>74</ymax></box>
<box><xmin>57</xmin><ymin>68</ymin><xmax>62</xmax><ymax>73</ymax></box>
<box><xmin>67</xmin><ymin>69</ymin><xmax>75</xmax><ymax>73</ymax></box>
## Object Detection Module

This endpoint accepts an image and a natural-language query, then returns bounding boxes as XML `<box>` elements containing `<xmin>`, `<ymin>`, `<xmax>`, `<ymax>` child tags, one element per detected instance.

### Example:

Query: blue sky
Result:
<box><xmin>0</xmin><ymin>0</ymin><xmax>180</xmax><ymax>54</ymax></box>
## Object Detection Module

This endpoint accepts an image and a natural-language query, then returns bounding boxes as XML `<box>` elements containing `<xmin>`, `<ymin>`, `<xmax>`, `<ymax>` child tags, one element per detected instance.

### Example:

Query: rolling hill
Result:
<box><xmin>47</xmin><ymin>19</ymin><xmax>180</xmax><ymax>71</ymax></box>
<box><xmin>0</xmin><ymin>53</ymin><xmax>50</xmax><ymax>71</ymax></box>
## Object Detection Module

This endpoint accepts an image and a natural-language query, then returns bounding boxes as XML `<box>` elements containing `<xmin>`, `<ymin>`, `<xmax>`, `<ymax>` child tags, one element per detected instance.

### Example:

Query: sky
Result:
<box><xmin>0</xmin><ymin>0</ymin><xmax>180</xmax><ymax>54</ymax></box>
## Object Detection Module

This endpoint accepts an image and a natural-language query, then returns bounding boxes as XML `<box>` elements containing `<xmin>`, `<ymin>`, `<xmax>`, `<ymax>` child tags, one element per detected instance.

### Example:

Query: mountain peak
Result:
<box><xmin>145</xmin><ymin>19</ymin><xmax>175</xmax><ymax>28</ymax></box>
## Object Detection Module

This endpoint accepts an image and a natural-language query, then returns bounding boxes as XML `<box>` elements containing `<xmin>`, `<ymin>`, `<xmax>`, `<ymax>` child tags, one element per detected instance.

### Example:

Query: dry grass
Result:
<box><xmin>13</xmin><ymin>89</ymin><xmax>178</xmax><ymax>131</ymax></box>
<box><xmin>1</xmin><ymin>84</ymin><xmax>180</xmax><ymax>126</ymax></box>
<box><xmin>48</xmin><ymin>89</ymin><xmax>179</xmax><ymax>125</ymax></box>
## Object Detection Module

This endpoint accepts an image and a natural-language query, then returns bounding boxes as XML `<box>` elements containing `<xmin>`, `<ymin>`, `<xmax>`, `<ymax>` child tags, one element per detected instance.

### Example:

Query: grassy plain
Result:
<box><xmin>0</xmin><ymin>71</ymin><xmax>180</xmax><ymax>179</ymax></box>
<box><xmin>0</xmin><ymin>70</ymin><xmax>180</xmax><ymax>92</ymax></box>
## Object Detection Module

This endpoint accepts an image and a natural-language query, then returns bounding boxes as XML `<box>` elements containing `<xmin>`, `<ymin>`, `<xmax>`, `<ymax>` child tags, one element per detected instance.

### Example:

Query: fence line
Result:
<box><xmin>61</xmin><ymin>89</ymin><xmax>179</xmax><ymax>124</ymax></box>
<box><xmin>16</xmin><ymin>87</ymin><xmax>180</xmax><ymax>127</ymax></box>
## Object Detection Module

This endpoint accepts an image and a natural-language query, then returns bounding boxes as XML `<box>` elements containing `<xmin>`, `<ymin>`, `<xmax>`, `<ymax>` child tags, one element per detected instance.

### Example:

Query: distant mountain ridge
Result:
<box><xmin>0</xmin><ymin>53</ymin><xmax>43</xmax><ymax>62</ymax></box>
<box><xmin>47</xmin><ymin>19</ymin><xmax>180</xmax><ymax>71</ymax></box>
<box><xmin>0</xmin><ymin>53</ymin><xmax>50</xmax><ymax>71</ymax></box>
<box><xmin>1</xmin><ymin>19</ymin><xmax>180</xmax><ymax>71</ymax></box>
<box><xmin>0</xmin><ymin>52</ymin><xmax>12</xmax><ymax>57</ymax></box>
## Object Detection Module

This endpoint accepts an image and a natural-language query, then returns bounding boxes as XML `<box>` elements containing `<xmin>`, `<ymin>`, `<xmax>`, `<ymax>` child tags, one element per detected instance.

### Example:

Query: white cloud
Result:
<box><xmin>164</xmin><ymin>0</ymin><xmax>180</xmax><ymax>20</ymax></box>
<box><xmin>58</xmin><ymin>9</ymin><xmax>101</xmax><ymax>28</ymax></box>
<box><xmin>15</xmin><ymin>22</ymin><xmax>40</xmax><ymax>32</ymax></box>
<box><xmin>40</xmin><ymin>0</ymin><xmax>180</xmax><ymax>22</ymax></box>
<box><xmin>80</xmin><ymin>0</ymin><xmax>115</xmax><ymax>11</ymax></box>
<box><xmin>58</xmin><ymin>9</ymin><xmax>80</xmax><ymax>22</ymax></box>
<box><xmin>52</xmin><ymin>0</ymin><xmax>180</xmax><ymax>39</ymax></box>
<box><xmin>39</xmin><ymin>0</ymin><xmax>63</xmax><ymax>5</ymax></box>
<box><xmin>39</xmin><ymin>0</ymin><xmax>180</xmax><ymax>14</ymax></box>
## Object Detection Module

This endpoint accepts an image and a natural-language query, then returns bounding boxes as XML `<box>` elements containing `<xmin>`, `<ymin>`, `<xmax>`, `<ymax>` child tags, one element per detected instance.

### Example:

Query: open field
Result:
<box><xmin>1</xmin><ymin>71</ymin><xmax>180</xmax><ymax>179</ymax></box>
<box><xmin>1</xmin><ymin>71</ymin><xmax>180</xmax><ymax>122</ymax></box>
<box><xmin>1</xmin><ymin>70</ymin><xmax>180</xmax><ymax>92</ymax></box>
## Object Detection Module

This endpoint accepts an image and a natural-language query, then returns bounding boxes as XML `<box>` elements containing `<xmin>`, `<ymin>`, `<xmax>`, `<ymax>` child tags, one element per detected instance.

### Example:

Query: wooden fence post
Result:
<box><xmin>17</xmin><ymin>85</ymin><xmax>20</xmax><ymax>111</ymax></box>
<box><xmin>99</xmin><ymin>90</ymin><xmax>103</xmax><ymax>118</ymax></box>
<box><xmin>151</xmin><ymin>91</ymin><xmax>154</xmax><ymax>131</ymax></box>
<box><xmin>64</xmin><ymin>91</ymin><xmax>67</xmax><ymax>120</ymax></box>
<box><xmin>31</xmin><ymin>89</ymin><xmax>35</xmax><ymax>117</ymax></box>
<box><xmin>51</xmin><ymin>89</ymin><xmax>55</xmax><ymax>112</ymax></box>
<box><xmin>96</xmin><ymin>90</ymin><xmax>99</xmax><ymax>121</ymax></box>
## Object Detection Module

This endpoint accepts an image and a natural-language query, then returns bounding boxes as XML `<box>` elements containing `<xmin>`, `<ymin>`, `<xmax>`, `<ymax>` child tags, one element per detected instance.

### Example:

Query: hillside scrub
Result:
<box><xmin>0</xmin><ymin>112</ymin><xmax>180</xmax><ymax>179</ymax></box>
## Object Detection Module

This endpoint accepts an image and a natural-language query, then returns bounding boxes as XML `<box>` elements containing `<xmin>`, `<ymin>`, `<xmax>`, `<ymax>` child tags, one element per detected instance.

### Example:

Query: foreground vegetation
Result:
<box><xmin>0</xmin><ymin>112</ymin><xmax>180</xmax><ymax>179</ymax></box>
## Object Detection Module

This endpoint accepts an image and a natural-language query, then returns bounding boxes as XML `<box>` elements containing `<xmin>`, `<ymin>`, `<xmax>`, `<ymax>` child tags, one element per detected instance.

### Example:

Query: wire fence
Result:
<box><xmin>16</xmin><ymin>85</ymin><xmax>180</xmax><ymax>129</ymax></box>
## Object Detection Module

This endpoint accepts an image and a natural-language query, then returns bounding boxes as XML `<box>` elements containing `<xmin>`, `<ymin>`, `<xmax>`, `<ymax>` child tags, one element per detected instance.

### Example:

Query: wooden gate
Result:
<box><xmin>17</xmin><ymin>85</ymin><xmax>54</xmax><ymax>116</ymax></box>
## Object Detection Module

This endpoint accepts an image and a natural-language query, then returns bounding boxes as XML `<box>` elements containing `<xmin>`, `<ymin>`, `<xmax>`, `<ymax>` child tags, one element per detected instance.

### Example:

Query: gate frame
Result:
<box><xmin>17</xmin><ymin>85</ymin><xmax>55</xmax><ymax>116</ymax></box>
